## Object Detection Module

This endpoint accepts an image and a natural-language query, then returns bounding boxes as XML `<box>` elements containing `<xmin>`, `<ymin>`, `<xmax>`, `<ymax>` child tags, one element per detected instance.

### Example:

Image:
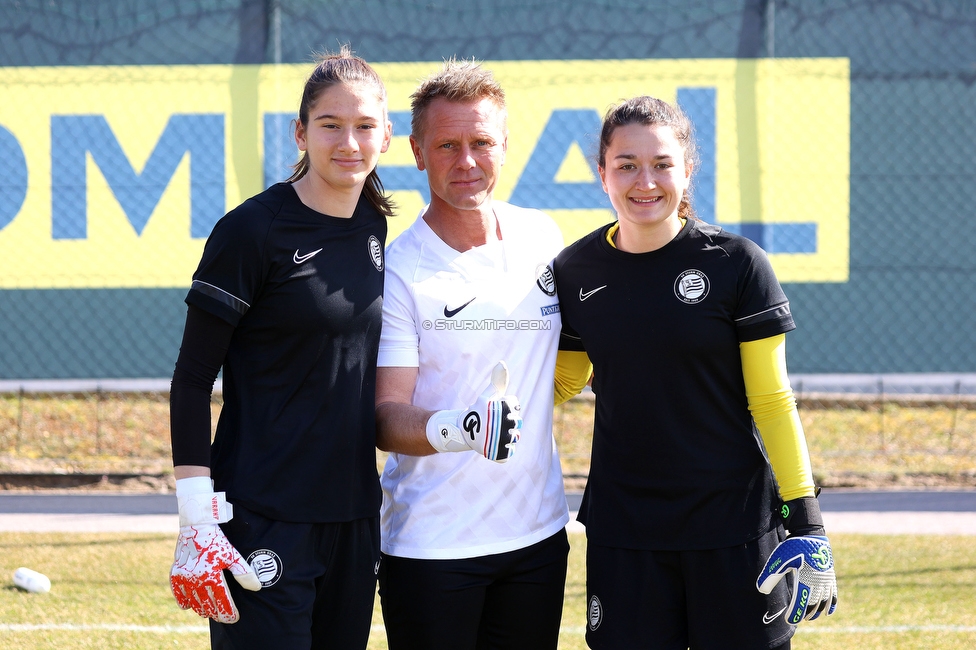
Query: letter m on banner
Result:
<box><xmin>51</xmin><ymin>115</ymin><xmax>224</xmax><ymax>239</ymax></box>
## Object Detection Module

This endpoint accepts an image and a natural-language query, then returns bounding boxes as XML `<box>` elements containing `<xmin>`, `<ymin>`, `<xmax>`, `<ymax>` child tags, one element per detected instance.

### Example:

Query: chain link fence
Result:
<box><xmin>0</xmin><ymin>1</ymin><xmax>974</xmax><ymax>486</ymax></box>
<box><xmin>0</xmin><ymin>383</ymin><xmax>974</xmax><ymax>490</ymax></box>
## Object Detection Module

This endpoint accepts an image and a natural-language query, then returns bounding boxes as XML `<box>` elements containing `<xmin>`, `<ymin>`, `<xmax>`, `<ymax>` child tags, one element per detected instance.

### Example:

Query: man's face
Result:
<box><xmin>410</xmin><ymin>97</ymin><xmax>507</xmax><ymax>212</ymax></box>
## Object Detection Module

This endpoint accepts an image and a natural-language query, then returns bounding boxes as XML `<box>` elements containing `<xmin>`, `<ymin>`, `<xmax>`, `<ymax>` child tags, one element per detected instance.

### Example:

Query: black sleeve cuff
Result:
<box><xmin>780</xmin><ymin>495</ymin><xmax>826</xmax><ymax>537</ymax></box>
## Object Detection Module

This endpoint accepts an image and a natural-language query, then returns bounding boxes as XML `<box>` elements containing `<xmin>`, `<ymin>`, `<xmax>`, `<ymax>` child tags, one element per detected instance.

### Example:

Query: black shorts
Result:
<box><xmin>379</xmin><ymin>528</ymin><xmax>570</xmax><ymax>650</ymax></box>
<box><xmin>209</xmin><ymin>505</ymin><xmax>380</xmax><ymax>650</ymax></box>
<box><xmin>585</xmin><ymin>527</ymin><xmax>794</xmax><ymax>650</ymax></box>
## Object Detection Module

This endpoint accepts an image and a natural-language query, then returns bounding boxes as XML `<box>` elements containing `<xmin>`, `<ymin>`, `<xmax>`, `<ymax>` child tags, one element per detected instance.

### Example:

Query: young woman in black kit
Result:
<box><xmin>168</xmin><ymin>47</ymin><xmax>393</xmax><ymax>649</ymax></box>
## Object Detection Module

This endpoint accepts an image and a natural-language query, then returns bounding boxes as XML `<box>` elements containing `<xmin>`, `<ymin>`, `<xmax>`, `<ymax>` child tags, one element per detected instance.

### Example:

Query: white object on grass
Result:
<box><xmin>13</xmin><ymin>567</ymin><xmax>51</xmax><ymax>593</ymax></box>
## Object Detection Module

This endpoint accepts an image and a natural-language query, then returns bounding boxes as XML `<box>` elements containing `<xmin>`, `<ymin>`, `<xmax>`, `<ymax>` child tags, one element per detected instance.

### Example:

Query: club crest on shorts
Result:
<box><xmin>247</xmin><ymin>549</ymin><xmax>282</xmax><ymax>587</ymax></box>
<box><xmin>674</xmin><ymin>269</ymin><xmax>709</xmax><ymax>304</ymax></box>
<box><xmin>588</xmin><ymin>595</ymin><xmax>603</xmax><ymax>631</ymax></box>
<box><xmin>536</xmin><ymin>264</ymin><xmax>556</xmax><ymax>296</ymax></box>
<box><xmin>367</xmin><ymin>235</ymin><xmax>384</xmax><ymax>271</ymax></box>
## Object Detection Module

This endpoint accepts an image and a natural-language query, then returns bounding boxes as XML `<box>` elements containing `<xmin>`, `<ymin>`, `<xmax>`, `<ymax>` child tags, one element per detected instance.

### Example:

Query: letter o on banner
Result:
<box><xmin>0</xmin><ymin>126</ymin><xmax>28</xmax><ymax>231</ymax></box>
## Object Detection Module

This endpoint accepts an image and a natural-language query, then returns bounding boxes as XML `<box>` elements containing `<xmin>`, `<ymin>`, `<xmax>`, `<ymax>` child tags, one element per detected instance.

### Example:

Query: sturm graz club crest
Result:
<box><xmin>367</xmin><ymin>235</ymin><xmax>384</xmax><ymax>271</ymax></box>
<box><xmin>536</xmin><ymin>264</ymin><xmax>556</xmax><ymax>296</ymax></box>
<box><xmin>247</xmin><ymin>549</ymin><xmax>282</xmax><ymax>588</ymax></box>
<box><xmin>674</xmin><ymin>269</ymin><xmax>710</xmax><ymax>304</ymax></box>
<box><xmin>588</xmin><ymin>595</ymin><xmax>603</xmax><ymax>631</ymax></box>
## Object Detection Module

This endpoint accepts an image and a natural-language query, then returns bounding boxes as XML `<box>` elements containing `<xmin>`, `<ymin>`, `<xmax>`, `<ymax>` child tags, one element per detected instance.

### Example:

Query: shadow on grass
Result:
<box><xmin>842</xmin><ymin>563</ymin><xmax>976</xmax><ymax>579</ymax></box>
<box><xmin>0</xmin><ymin>534</ymin><xmax>170</xmax><ymax>550</ymax></box>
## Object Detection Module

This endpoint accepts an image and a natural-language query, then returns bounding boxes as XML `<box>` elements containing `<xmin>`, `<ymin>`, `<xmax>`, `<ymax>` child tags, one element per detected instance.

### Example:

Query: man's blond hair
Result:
<box><xmin>410</xmin><ymin>58</ymin><xmax>506</xmax><ymax>143</ymax></box>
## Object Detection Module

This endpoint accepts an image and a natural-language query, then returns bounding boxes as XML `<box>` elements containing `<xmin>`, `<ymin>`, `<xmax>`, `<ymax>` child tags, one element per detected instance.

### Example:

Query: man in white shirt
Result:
<box><xmin>375</xmin><ymin>59</ymin><xmax>589</xmax><ymax>649</ymax></box>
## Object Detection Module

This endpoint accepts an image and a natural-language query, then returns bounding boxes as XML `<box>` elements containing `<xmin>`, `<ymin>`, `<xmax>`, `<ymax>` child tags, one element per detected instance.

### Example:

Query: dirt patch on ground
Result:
<box><xmin>0</xmin><ymin>473</ymin><xmax>174</xmax><ymax>493</ymax></box>
<box><xmin>560</xmin><ymin>472</ymin><xmax>976</xmax><ymax>494</ymax></box>
<box><xmin>818</xmin><ymin>471</ymin><xmax>976</xmax><ymax>489</ymax></box>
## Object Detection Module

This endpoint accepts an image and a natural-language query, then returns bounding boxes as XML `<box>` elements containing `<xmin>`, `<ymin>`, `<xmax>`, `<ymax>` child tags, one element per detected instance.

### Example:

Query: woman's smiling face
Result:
<box><xmin>598</xmin><ymin>122</ymin><xmax>692</xmax><ymax>234</ymax></box>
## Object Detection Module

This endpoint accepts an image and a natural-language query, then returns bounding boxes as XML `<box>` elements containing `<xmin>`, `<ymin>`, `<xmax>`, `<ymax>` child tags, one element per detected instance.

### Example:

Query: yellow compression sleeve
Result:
<box><xmin>741</xmin><ymin>334</ymin><xmax>817</xmax><ymax>501</ymax></box>
<box><xmin>554</xmin><ymin>350</ymin><xmax>593</xmax><ymax>406</ymax></box>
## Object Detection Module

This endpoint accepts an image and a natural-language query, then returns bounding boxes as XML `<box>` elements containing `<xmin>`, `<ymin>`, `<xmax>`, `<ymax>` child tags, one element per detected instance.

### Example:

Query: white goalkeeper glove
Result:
<box><xmin>757</xmin><ymin>495</ymin><xmax>838</xmax><ymax>626</ymax></box>
<box><xmin>170</xmin><ymin>477</ymin><xmax>261</xmax><ymax>624</ymax></box>
<box><xmin>425</xmin><ymin>361</ymin><xmax>522</xmax><ymax>462</ymax></box>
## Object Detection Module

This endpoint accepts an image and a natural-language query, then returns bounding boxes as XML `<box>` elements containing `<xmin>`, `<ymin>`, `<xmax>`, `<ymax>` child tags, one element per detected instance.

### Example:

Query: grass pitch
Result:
<box><xmin>0</xmin><ymin>394</ymin><xmax>974</xmax><ymax>647</ymax></box>
<box><xmin>0</xmin><ymin>531</ymin><xmax>973</xmax><ymax>649</ymax></box>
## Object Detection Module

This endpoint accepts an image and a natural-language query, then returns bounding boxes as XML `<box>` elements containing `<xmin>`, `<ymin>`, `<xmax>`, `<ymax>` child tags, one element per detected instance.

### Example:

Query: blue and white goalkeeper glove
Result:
<box><xmin>426</xmin><ymin>361</ymin><xmax>522</xmax><ymax>462</ymax></box>
<box><xmin>757</xmin><ymin>496</ymin><xmax>838</xmax><ymax>626</ymax></box>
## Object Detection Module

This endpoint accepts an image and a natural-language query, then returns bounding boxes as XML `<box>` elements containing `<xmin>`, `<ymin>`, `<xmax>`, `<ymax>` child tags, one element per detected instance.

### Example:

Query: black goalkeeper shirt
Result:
<box><xmin>554</xmin><ymin>218</ymin><xmax>795</xmax><ymax>550</ymax></box>
<box><xmin>184</xmin><ymin>182</ymin><xmax>385</xmax><ymax>523</ymax></box>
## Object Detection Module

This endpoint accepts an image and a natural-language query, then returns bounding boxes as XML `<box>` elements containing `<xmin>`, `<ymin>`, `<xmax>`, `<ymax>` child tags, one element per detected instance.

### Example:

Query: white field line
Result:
<box><xmin>0</xmin><ymin>624</ymin><xmax>208</xmax><ymax>633</ymax></box>
<box><xmin>557</xmin><ymin>625</ymin><xmax>976</xmax><ymax>635</ymax></box>
<box><xmin>795</xmin><ymin>625</ymin><xmax>976</xmax><ymax>634</ymax></box>
<box><xmin>1</xmin><ymin>623</ymin><xmax>975</xmax><ymax>635</ymax></box>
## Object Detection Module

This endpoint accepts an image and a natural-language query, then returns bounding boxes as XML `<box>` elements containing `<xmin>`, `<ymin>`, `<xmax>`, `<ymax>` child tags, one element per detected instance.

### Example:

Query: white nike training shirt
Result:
<box><xmin>378</xmin><ymin>201</ymin><xmax>569</xmax><ymax>559</ymax></box>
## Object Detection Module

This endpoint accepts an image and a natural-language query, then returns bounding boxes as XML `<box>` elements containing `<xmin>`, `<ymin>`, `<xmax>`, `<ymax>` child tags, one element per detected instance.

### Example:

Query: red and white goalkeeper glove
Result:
<box><xmin>426</xmin><ymin>361</ymin><xmax>522</xmax><ymax>462</ymax></box>
<box><xmin>170</xmin><ymin>477</ymin><xmax>261</xmax><ymax>624</ymax></box>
